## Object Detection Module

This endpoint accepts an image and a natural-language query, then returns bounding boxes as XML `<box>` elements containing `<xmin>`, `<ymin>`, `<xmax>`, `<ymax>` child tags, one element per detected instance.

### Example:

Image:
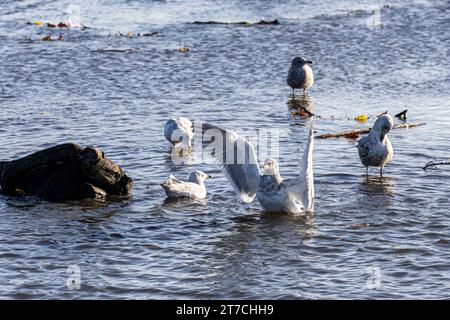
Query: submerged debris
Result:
<box><xmin>287</xmin><ymin>95</ymin><xmax>315</xmax><ymax>118</ymax></box>
<box><xmin>192</xmin><ymin>19</ymin><xmax>279</xmax><ymax>26</ymax></box>
<box><xmin>177</xmin><ymin>42</ymin><xmax>190</xmax><ymax>53</ymax></box>
<box><xmin>116</xmin><ymin>31</ymin><xmax>160</xmax><ymax>37</ymax></box>
<box><xmin>395</xmin><ymin>109</ymin><xmax>408</xmax><ymax>120</ymax></box>
<box><xmin>100</xmin><ymin>47</ymin><xmax>134</xmax><ymax>53</ymax></box>
<box><xmin>40</xmin><ymin>33</ymin><xmax>64</xmax><ymax>41</ymax></box>
<box><xmin>423</xmin><ymin>160</ymin><xmax>450</xmax><ymax>170</ymax></box>
<box><xmin>26</xmin><ymin>20</ymin><xmax>88</xmax><ymax>29</ymax></box>
<box><xmin>141</xmin><ymin>32</ymin><xmax>160</xmax><ymax>37</ymax></box>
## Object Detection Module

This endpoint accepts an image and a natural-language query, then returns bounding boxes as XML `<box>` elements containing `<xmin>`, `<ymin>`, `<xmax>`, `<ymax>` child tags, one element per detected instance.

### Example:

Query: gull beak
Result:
<box><xmin>306</xmin><ymin>60</ymin><xmax>314</xmax><ymax>64</ymax></box>
<box><xmin>207</xmin><ymin>174</ymin><xmax>212</xmax><ymax>179</ymax></box>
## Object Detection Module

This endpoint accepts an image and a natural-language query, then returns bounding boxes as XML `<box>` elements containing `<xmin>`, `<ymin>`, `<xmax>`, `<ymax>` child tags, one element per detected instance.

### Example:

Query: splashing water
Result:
<box><xmin>65</xmin><ymin>4</ymin><xmax>82</xmax><ymax>28</ymax></box>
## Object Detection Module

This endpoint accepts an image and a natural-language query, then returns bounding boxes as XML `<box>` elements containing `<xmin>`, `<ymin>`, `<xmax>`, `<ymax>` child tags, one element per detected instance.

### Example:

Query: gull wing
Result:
<box><xmin>201</xmin><ymin>123</ymin><xmax>261</xmax><ymax>203</ymax></box>
<box><xmin>283</xmin><ymin>121</ymin><xmax>315</xmax><ymax>212</ymax></box>
<box><xmin>357</xmin><ymin>135</ymin><xmax>370</xmax><ymax>158</ymax></box>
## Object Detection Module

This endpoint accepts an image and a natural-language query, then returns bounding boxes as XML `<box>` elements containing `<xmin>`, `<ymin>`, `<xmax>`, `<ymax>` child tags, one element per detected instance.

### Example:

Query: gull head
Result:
<box><xmin>188</xmin><ymin>171</ymin><xmax>211</xmax><ymax>184</ymax></box>
<box><xmin>373</xmin><ymin>114</ymin><xmax>394</xmax><ymax>137</ymax></box>
<box><xmin>263</xmin><ymin>158</ymin><xmax>280</xmax><ymax>176</ymax></box>
<box><xmin>292</xmin><ymin>56</ymin><xmax>314</xmax><ymax>66</ymax></box>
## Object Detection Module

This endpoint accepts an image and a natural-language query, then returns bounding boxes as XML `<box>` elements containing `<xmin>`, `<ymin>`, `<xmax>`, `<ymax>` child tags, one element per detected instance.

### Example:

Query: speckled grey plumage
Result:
<box><xmin>357</xmin><ymin>114</ymin><xmax>394</xmax><ymax>176</ymax></box>
<box><xmin>161</xmin><ymin>171</ymin><xmax>210</xmax><ymax>199</ymax></box>
<box><xmin>287</xmin><ymin>56</ymin><xmax>314</xmax><ymax>95</ymax></box>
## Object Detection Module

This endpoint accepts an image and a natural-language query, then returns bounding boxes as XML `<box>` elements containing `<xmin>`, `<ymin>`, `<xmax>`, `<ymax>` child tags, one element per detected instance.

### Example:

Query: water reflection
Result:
<box><xmin>162</xmin><ymin>196</ymin><xmax>207</xmax><ymax>208</ymax></box>
<box><xmin>202</xmin><ymin>211</ymin><xmax>317</xmax><ymax>298</ymax></box>
<box><xmin>164</xmin><ymin>146</ymin><xmax>195</xmax><ymax>168</ymax></box>
<box><xmin>361</xmin><ymin>175</ymin><xmax>395</xmax><ymax>195</ymax></box>
<box><xmin>358</xmin><ymin>175</ymin><xmax>395</xmax><ymax>209</ymax></box>
<box><xmin>287</xmin><ymin>94</ymin><xmax>314</xmax><ymax>118</ymax></box>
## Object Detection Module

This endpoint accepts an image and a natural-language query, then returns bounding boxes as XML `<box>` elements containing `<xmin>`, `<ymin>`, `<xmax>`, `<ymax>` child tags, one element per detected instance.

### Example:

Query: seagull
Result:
<box><xmin>164</xmin><ymin>117</ymin><xmax>194</xmax><ymax>148</ymax></box>
<box><xmin>287</xmin><ymin>56</ymin><xmax>314</xmax><ymax>97</ymax></box>
<box><xmin>201</xmin><ymin>121</ymin><xmax>314</xmax><ymax>213</ymax></box>
<box><xmin>357</xmin><ymin>114</ymin><xmax>394</xmax><ymax>177</ymax></box>
<box><xmin>161</xmin><ymin>171</ymin><xmax>210</xmax><ymax>199</ymax></box>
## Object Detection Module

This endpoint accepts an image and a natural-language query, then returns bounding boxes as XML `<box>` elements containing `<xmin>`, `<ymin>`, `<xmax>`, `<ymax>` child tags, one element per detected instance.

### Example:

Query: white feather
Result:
<box><xmin>202</xmin><ymin>123</ymin><xmax>261</xmax><ymax>203</ymax></box>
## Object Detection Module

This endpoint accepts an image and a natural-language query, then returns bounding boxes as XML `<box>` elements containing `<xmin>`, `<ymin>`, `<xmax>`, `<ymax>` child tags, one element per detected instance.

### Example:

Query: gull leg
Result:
<box><xmin>292</xmin><ymin>88</ymin><xmax>295</xmax><ymax>99</ymax></box>
<box><xmin>303</xmin><ymin>88</ymin><xmax>306</xmax><ymax>96</ymax></box>
<box><xmin>380</xmin><ymin>166</ymin><xmax>383</xmax><ymax>178</ymax></box>
<box><xmin>365</xmin><ymin>167</ymin><xmax>368</xmax><ymax>177</ymax></box>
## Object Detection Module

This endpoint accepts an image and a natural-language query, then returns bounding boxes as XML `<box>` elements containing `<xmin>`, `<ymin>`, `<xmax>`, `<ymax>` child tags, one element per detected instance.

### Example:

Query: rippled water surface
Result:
<box><xmin>1</xmin><ymin>0</ymin><xmax>450</xmax><ymax>299</ymax></box>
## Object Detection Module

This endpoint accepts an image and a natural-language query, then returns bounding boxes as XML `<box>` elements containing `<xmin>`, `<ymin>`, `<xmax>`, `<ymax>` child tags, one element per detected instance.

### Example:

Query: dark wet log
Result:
<box><xmin>0</xmin><ymin>143</ymin><xmax>84</xmax><ymax>195</ymax></box>
<box><xmin>315</xmin><ymin>122</ymin><xmax>426</xmax><ymax>139</ymax></box>
<box><xmin>36</xmin><ymin>162</ymin><xmax>85</xmax><ymax>201</ymax></box>
<box><xmin>80</xmin><ymin>147</ymin><xmax>133</xmax><ymax>195</ymax></box>
<box><xmin>0</xmin><ymin>162</ymin><xmax>8</xmax><ymax>179</ymax></box>
<box><xmin>0</xmin><ymin>143</ymin><xmax>133</xmax><ymax>201</ymax></box>
<box><xmin>80</xmin><ymin>183</ymin><xmax>107</xmax><ymax>199</ymax></box>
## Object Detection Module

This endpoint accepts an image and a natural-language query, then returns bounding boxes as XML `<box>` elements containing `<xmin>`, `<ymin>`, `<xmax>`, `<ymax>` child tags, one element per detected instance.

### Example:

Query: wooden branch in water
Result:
<box><xmin>315</xmin><ymin>122</ymin><xmax>426</xmax><ymax>139</ymax></box>
<box><xmin>422</xmin><ymin>161</ymin><xmax>450</xmax><ymax>170</ymax></box>
<box><xmin>100</xmin><ymin>48</ymin><xmax>134</xmax><ymax>53</ymax></box>
<box><xmin>192</xmin><ymin>19</ymin><xmax>279</xmax><ymax>25</ymax></box>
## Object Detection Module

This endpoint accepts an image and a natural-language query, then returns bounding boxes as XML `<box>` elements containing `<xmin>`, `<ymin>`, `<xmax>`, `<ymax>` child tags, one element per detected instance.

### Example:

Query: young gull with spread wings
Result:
<box><xmin>202</xmin><ymin>121</ymin><xmax>314</xmax><ymax>213</ymax></box>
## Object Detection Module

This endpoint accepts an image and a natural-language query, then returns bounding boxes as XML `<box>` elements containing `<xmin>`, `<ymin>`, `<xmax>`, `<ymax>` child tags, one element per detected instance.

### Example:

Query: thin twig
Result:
<box><xmin>422</xmin><ymin>161</ymin><xmax>450</xmax><ymax>170</ymax></box>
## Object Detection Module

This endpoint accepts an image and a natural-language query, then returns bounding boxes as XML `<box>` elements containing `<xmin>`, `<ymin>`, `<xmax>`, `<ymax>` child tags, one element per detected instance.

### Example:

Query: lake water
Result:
<box><xmin>0</xmin><ymin>0</ymin><xmax>449</xmax><ymax>299</ymax></box>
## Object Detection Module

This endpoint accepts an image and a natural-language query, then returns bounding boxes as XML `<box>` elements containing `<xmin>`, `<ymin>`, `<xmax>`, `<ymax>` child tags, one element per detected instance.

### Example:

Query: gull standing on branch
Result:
<box><xmin>357</xmin><ymin>114</ymin><xmax>394</xmax><ymax>177</ymax></box>
<box><xmin>287</xmin><ymin>56</ymin><xmax>314</xmax><ymax>97</ymax></box>
<box><xmin>161</xmin><ymin>171</ymin><xmax>211</xmax><ymax>199</ymax></box>
<box><xmin>164</xmin><ymin>117</ymin><xmax>194</xmax><ymax>149</ymax></box>
<box><xmin>201</xmin><ymin>121</ymin><xmax>315</xmax><ymax>213</ymax></box>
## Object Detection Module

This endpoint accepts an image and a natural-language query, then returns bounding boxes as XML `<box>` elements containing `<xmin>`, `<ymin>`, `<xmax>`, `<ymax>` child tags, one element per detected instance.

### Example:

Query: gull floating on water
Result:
<box><xmin>287</xmin><ymin>56</ymin><xmax>314</xmax><ymax>97</ymax></box>
<box><xmin>164</xmin><ymin>117</ymin><xmax>194</xmax><ymax>148</ymax></box>
<box><xmin>357</xmin><ymin>114</ymin><xmax>394</xmax><ymax>177</ymax></box>
<box><xmin>161</xmin><ymin>171</ymin><xmax>210</xmax><ymax>199</ymax></box>
<box><xmin>201</xmin><ymin>122</ymin><xmax>314</xmax><ymax>213</ymax></box>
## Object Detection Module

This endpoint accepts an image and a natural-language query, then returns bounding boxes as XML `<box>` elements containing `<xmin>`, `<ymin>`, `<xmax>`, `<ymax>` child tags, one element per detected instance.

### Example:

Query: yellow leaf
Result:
<box><xmin>179</xmin><ymin>47</ymin><xmax>189</xmax><ymax>53</ymax></box>
<box><xmin>32</xmin><ymin>20</ymin><xmax>43</xmax><ymax>26</ymax></box>
<box><xmin>355</xmin><ymin>114</ymin><xmax>367</xmax><ymax>122</ymax></box>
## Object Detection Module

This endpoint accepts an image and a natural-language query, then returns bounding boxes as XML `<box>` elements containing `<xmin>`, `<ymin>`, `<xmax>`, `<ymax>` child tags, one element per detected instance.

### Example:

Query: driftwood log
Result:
<box><xmin>192</xmin><ymin>19</ymin><xmax>279</xmax><ymax>25</ymax></box>
<box><xmin>315</xmin><ymin>122</ymin><xmax>426</xmax><ymax>139</ymax></box>
<box><xmin>0</xmin><ymin>143</ymin><xmax>133</xmax><ymax>202</ymax></box>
